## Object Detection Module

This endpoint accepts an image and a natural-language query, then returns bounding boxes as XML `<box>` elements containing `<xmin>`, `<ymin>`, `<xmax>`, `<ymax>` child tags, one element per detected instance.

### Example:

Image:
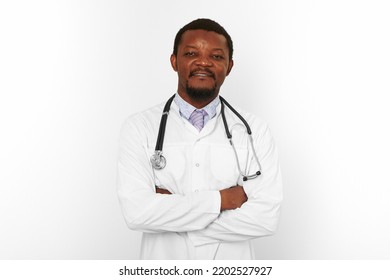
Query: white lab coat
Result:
<box><xmin>117</xmin><ymin>98</ymin><xmax>282</xmax><ymax>259</ymax></box>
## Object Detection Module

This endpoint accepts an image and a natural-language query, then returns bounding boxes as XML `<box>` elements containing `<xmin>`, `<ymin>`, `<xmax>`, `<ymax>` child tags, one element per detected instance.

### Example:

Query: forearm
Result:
<box><xmin>188</xmin><ymin>124</ymin><xmax>283</xmax><ymax>246</ymax></box>
<box><xmin>187</xmin><ymin>191</ymin><xmax>282</xmax><ymax>246</ymax></box>
<box><xmin>118</xmin><ymin>174</ymin><xmax>221</xmax><ymax>233</ymax></box>
<box><xmin>156</xmin><ymin>185</ymin><xmax>248</xmax><ymax>212</ymax></box>
<box><xmin>154</xmin><ymin>184</ymin><xmax>279</xmax><ymax>244</ymax></box>
<box><xmin>118</xmin><ymin>119</ymin><xmax>221</xmax><ymax>233</ymax></box>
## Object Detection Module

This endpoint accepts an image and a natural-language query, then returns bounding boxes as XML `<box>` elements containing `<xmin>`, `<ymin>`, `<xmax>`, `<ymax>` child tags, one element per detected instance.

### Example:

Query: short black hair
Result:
<box><xmin>173</xmin><ymin>18</ymin><xmax>233</xmax><ymax>61</ymax></box>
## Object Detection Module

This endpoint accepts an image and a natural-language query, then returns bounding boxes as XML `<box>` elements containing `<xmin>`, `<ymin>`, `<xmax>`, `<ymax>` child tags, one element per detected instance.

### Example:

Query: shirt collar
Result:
<box><xmin>174</xmin><ymin>93</ymin><xmax>220</xmax><ymax>120</ymax></box>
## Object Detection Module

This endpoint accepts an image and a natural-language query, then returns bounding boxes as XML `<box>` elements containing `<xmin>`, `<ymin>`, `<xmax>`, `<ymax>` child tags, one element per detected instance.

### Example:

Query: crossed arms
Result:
<box><xmin>117</xmin><ymin>115</ymin><xmax>282</xmax><ymax>246</ymax></box>
<box><xmin>156</xmin><ymin>185</ymin><xmax>248</xmax><ymax>211</ymax></box>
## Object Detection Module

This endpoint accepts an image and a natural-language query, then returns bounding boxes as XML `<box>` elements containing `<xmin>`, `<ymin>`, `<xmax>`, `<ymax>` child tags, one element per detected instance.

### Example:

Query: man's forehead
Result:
<box><xmin>179</xmin><ymin>29</ymin><xmax>228</xmax><ymax>48</ymax></box>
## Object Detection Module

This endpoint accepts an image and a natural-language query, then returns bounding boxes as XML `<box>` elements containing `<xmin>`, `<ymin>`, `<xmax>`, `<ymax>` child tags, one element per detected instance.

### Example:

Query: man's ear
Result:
<box><xmin>226</xmin><ymin>59</ymin><xmax>234</xmax><ymax>76</ymax></box>
<box><xmin>170</xmin><ymin>54</ymin><xmax>178</xmax><ymax>72</ymax></box>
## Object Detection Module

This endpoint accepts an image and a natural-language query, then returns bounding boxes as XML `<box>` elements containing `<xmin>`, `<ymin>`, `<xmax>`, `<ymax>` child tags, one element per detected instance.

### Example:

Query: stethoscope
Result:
<box><xmin>150</xmin><ymin>94</ymin><xmax>262</xmax><ymax>181</ymax></box>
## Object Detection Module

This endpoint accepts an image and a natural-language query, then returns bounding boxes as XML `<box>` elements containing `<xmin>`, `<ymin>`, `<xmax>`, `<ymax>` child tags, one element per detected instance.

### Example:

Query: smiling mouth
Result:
<box><xmin>190</xmin><ymin>69</ymin><xmax>215</xmax><ymax>79</ymax></box>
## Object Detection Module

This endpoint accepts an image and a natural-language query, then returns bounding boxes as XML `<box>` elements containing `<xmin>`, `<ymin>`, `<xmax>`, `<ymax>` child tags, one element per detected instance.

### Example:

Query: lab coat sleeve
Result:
<box><xmin>187</xmin><ymin>124</ymin><xmax>283</xmax><ymax>246</ymax></box>
<box><xmin>117</xmin><ymin>116</ymin><xmax>221</xmax><ymax>233</ymax></box>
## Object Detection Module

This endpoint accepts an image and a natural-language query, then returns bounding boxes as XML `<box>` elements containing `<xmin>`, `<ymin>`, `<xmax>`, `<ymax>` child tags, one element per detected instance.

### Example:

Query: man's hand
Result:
<box><xmin>219</xmin><ymin>185</ymin><xmax>248</xmax><ymax>211</ymax></box>
<box><xmin>155</xmin><ymin>186</ymin><xmax>172</xmax><ymax>195</ymax></box>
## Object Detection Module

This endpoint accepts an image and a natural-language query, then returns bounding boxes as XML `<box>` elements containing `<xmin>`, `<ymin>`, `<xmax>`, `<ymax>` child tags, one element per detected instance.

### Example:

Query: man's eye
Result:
<box><xmin>185</xmin><ymin>52</ymin><xmax>195</xmax><ymax>56</ymax></box>
<box><xmin>213</xmin><ymin>55</ymin><xmax>224</xmax><ymax>60</ymax></box>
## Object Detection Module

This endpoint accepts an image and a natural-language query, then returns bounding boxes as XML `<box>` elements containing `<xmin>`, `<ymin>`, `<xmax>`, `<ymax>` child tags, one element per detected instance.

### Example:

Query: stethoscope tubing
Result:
<box><xmin>219</xmin><ymin>96</ymin><xmax>252</xmax><ymax>136</ymax></box>
<box><xmin>151</xmin><ymin>94</ymin><xmax>262</xmax><ymax>179</ymax></box>
<box><xmin>154</xmin><ymin>94</ymin><xmax>175</xmax><ymax>152</ymax></box>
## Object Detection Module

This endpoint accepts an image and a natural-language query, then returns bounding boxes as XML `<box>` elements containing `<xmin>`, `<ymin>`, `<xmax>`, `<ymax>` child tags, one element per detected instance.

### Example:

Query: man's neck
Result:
<box><xmin>177</xmin><ymin>91</ymin><xmax>218</xmax><ymax>109</ymax></box>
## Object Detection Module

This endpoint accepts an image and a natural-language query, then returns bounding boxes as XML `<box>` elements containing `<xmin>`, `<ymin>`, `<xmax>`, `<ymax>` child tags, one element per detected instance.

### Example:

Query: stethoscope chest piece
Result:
<box><xmin>150</xmin><ymin>150</ymin><xmax>166</xmax><ymax>170</ymax></box>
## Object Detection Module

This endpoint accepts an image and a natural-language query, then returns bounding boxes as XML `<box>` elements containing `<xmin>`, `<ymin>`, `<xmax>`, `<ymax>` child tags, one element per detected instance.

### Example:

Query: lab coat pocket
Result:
<box><xmin>210</xmin><ymin>145</ymin><xmax>248</xmax><ymax>188</ymax></box>
<box><xmin>148</xmin><ymin>145</ymin><xmax>187</xmax><ymax>192</ymax></box>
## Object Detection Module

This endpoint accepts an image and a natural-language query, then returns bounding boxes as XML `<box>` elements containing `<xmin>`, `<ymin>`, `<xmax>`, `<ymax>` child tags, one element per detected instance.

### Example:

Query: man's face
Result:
<box><xmin>170</xmin><ymin>29</ymin><xmax>234</xmax><ymax>104</ymax></box>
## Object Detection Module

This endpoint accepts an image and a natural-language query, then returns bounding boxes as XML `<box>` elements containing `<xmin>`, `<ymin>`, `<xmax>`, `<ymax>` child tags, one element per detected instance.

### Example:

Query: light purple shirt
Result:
<box><xmin>173</xmin><ymin>93</ymin><xmax>220</xmax><ymax>126</ymax></box>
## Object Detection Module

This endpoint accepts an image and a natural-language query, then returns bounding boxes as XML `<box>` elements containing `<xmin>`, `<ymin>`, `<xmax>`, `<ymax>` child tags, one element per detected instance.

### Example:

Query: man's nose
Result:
<box><xmin>195</xmin><ymin>55</ymin><xmax>212</xmax><ymax>67</ymax></box>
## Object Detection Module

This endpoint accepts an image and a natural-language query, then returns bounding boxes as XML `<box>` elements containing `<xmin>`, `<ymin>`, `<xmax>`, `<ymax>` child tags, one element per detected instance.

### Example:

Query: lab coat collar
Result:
<box><xmin>170</xmin><ymin>98</ymin><xmax>223</xmax><ymax>138</ymax></box>
<box><xmin>173</xmin><ymin>93</ymin><xmax>220</xmax><ymax>122</ymax></box>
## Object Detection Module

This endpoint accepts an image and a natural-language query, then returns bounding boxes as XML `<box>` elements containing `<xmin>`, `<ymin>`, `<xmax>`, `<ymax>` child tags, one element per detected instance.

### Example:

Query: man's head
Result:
<box><xmin>173</xmin><ymin>18</ymin><xmax>234</xmax><ymax>61</ymax></box>
<box><xmin>170</xmin><ymin>19</ymin><xmax>234</xmax><ymax>108</ymax></box>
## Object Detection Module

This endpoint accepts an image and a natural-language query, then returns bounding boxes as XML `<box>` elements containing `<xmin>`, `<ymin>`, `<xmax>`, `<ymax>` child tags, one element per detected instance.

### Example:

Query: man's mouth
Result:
<box><xmin>190</xmin><ymin>69</ymin><xmax>215</xmax><ymax>79</ymax></box>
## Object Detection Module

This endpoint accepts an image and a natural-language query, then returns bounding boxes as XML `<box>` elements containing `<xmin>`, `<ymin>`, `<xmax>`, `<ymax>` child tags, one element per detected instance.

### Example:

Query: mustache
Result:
<box><xmin>189</xmin><ymin>68</ymin><xmax>215</xmax><ymax>78</ymax></box>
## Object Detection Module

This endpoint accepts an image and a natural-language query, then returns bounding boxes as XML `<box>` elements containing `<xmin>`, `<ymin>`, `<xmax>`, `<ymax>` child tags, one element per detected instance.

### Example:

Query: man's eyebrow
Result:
<box><xmin>183</xmin><ymin>45</ymin><xmax>198</xmax><ymax>49</ymax></box>
<box><xmin>183</xmin><ymin>45</ymin><xmax>226</xmax><ymax>52</ymax></box>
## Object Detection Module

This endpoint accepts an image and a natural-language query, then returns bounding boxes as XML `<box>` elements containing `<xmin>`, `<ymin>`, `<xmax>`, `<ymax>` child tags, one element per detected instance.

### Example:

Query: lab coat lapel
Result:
<box><xmin>198</xmin><ymin>103</ymin><xmax>222</xmax><ymax>138</ymax></box>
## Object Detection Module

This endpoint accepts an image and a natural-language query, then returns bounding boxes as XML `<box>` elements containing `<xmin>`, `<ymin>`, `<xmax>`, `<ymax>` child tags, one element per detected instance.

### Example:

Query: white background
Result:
<box><xmin>1</xmin><ymin>0</ymin><xmax>389</xmax><ymax>259</ymax></box>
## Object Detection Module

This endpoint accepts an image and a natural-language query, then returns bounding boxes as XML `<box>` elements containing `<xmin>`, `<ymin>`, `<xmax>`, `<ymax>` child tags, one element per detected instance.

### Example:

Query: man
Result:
<box><xmin>117</xmin><ymin>18</ymin><xmax>282</xmax><ymax>259</ymax></box>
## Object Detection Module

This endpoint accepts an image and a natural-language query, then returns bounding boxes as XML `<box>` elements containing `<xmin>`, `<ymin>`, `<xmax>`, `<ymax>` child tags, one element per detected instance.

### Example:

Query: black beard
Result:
<box><xmin>185</xmin><ymin>83</ymin><xmax>217</xmax><ymax>102</ymax></box>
